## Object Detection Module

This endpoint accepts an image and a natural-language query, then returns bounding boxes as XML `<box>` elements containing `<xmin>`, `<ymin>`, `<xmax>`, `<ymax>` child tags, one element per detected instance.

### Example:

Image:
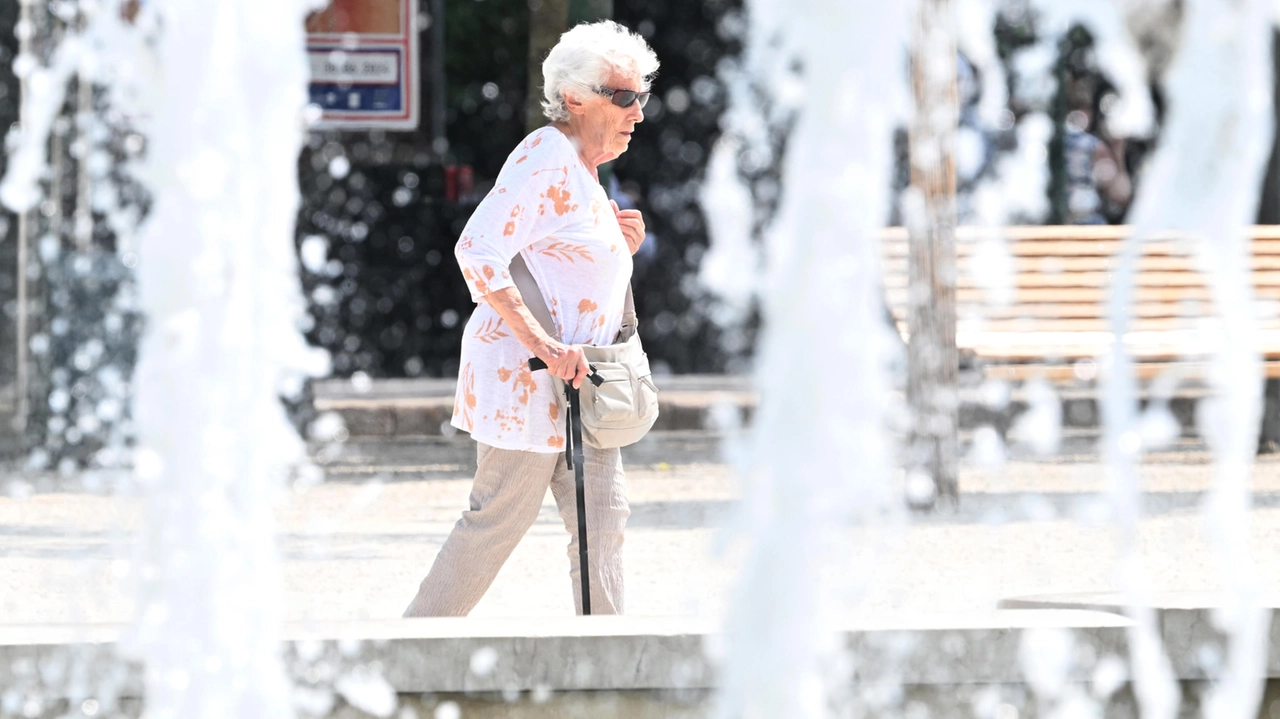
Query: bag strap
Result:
<box><xmin>509</xmin><ymin>251</ymin><xmax>637</xmax><ymax>342</ymax></box>
<box><xmin>619</xmin><ymin>282</ymin><xmax>637</xmax><ymax>341</ymax></box>
<box><xmin>510</xmin><ymin>252</ymin><xmax>559</xmax><ymax>340</ymax></box>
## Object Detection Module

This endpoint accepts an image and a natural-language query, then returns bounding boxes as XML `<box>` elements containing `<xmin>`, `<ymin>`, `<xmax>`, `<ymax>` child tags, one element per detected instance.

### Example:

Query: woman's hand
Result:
<box><xmin>611</xmin><ymin>200</ymin><xmax>646</xmax><ymax>255</ymax></box>
<box><xmin>536</xmin><ymin>339</ymin><xmax>591</xmax><ymax>389</ymax></box>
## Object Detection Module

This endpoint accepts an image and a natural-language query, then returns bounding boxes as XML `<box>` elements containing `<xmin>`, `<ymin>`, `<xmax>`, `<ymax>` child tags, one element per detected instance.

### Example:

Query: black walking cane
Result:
<box><xmin>528</xmin><ymin>357</ymin><xmax>603</xmax><ymax>614</ymax></box>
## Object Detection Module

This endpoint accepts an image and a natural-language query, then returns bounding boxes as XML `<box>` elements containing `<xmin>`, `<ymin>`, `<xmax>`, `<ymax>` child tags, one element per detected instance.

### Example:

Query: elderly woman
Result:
<box><xmin>403</xmin><ymin>21</ymin><xmax>657</xmax><ymax>617</ymax></box>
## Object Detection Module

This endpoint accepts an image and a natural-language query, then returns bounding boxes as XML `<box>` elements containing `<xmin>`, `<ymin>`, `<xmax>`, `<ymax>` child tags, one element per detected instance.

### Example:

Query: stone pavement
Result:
<box><xmin>4</xmin><ymin>442</ymin><xmax>1280</xmax><ymax>626</ymax></box>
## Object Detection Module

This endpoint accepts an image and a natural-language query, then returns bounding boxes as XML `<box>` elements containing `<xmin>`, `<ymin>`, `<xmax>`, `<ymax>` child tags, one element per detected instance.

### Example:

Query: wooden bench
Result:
<box><xmin>881</xmin><ymin>225</ymin><xmax>1280</xmax><ymax>382</ymax></box>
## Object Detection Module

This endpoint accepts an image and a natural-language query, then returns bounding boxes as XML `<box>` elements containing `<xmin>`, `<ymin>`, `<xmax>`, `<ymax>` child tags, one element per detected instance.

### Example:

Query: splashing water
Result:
<box><xmin>1102</xmin><ymin>1</ymin><xmax>1276</xmax><ymax>717</ymax></box>
<box><xmin>3</xmin><ymin>0</ymin><xmax>327</xmax><ymax>712</ymax></box>
<box><xmin>122</xmin><ymin>0</ymin><xmax>330</xmax><ymax>714</ymax></box>
<box><xmin>58</xmin><ymin>0</ymin><xmax>327</xmax><ymax>715</ymax></box>
<box><xmin>705</xmin><ymin>2</ymin><xmax>909</xmax><ymax>716</ymax></box>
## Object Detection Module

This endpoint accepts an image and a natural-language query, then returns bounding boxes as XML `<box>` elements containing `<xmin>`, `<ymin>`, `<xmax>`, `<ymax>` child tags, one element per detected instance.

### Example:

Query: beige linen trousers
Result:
<box><xmin>403</xmin><ymin>441</ymin><xmax>630</xmax><ymax>616</ymax></box>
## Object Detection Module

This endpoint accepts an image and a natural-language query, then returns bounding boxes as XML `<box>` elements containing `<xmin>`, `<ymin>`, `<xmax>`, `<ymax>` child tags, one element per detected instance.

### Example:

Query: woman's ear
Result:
<box><xmin>563</xmin><ymin>89</ymin><xmax>588</xmax><ymax>116</ymax></box>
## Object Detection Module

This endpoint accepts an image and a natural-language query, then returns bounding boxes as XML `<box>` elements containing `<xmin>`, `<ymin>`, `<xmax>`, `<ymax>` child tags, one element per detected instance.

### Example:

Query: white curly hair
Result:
<box><xmin>541</xmin><ymin>20</ymin><xmax>659</xmax><ymax>123</ymax></box>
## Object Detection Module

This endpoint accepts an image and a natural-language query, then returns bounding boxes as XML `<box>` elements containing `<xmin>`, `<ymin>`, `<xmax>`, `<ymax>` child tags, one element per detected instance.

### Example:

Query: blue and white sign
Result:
<box><xmin>305</xmin><ymin>0</ymin><xmax>419</xmax><ymax>130</ymax></box>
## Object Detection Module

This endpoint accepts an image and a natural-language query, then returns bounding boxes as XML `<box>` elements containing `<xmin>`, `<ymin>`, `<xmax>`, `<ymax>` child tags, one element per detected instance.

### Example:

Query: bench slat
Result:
<box><xmin>880</xmin><ymin>225</ymin><xmax>1280</xmax><ymax>241</ymax></box>
<box><xmin>887</xmin><ymin>285</ymin><xmax>1280</xmax><ymax>304</ymax></box>
<box><xmin>949</xmin><ymin>317</ymin><xmax>1280</xmax><ymax>333</ymax></box>
<box><xmin>893</xmin><ymin>303</ymin><xmax>1227</xmax><ymax>320</ymax></box>
<box><xmin>883</xmin><ymin>255</ymin><xmax>1280</xmax><ymax>273</ymax></box>
<box><xmin>884</xmin><ymin>270</ymin><xmax>1280</xmax><ymax>290</ymax></box>
<box><xmin>882</xmin><ymin>238</ymin><xmax>1280</xmax><ymax>258</ymax></box>
<box><xmin>984</xmin><ymin>360</ymin><xmax>1280</xmax><ymax>381</ymax></box>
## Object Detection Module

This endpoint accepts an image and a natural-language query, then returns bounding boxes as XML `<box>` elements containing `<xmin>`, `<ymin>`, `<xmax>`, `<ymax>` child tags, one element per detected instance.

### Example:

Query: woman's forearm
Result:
<box><xmin>482</xmin><ymin>286</ymin><xmax>589</xmax><ymax>386</ymax></box>
<box><xmin>481</xmin><ymin>286</ymin><xmax>556</xmax><ymax>357</ymax></box>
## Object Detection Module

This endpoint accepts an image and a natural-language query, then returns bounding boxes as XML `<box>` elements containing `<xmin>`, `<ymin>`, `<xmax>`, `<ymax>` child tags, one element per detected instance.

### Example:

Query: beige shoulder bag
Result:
<box><xmin>510</xmin><ymin>253</ymin><xmax>659</xmax><ymax>448</ymax></box>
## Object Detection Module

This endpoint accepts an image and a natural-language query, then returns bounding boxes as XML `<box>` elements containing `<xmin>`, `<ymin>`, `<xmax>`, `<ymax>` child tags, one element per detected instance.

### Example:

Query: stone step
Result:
<box><xmin>5</xmin><ymin>604</ymin><xmax>1279</xmax><ymax>717</ymax></box>
<box><xmin>0</xmin><ymin>611</ymin><xmax>1135</xmax><ymax>700</ymax></box>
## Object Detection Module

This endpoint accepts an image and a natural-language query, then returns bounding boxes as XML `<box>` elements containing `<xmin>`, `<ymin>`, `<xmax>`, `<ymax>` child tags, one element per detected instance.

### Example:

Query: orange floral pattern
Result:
<box><xmin>450</xmin><ymin>126</ymin><xmax>632</xmax><ymax>452</ymax></box>
<box><xmin>472</xmin><ymin>316</ymin><xmax>509</xmax><ymax>344</ymax></box>
<box><xmin>545</xmin><ymin>182</ymin><xmax>576</xmax><ymax>216</ymax></box>
<box><xmin>537</xmin><ymin>241</ymin><xmax>595</xmax><ymax>264</ymax></box>
<box><xmin>546</xmin><ymin>401</ymin><xmax>564</xmax><ymax>449</ymax></box>
<box><xmin>455</xmin><ymin>363</ymin><xmax>477</xmax><ymax>431</ymax></box>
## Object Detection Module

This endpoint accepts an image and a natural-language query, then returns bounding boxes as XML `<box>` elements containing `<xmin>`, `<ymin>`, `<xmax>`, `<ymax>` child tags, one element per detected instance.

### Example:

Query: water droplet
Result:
<box><xmin>905</xmin><ymin>471</ymin><xmax>937</xmax><ymax>505</ymax></box>
<box><xmin>300</xmin><ymin>235</ymin><xmax>328</xmax><ymax>273</ymax></box>
<box><xmin>470</xmin><ymin>646</ymin><xmax>499</xmax><ymax>676</ymax></box>
<box><xmin>994</xmin><ymin>703</ymin><xmax>1019</xmax><ymax>719</ymax></box>
<box><xmin>329</xmin><ymin>155</ymin><xmax>351</xmax><ymax>179</ymax></box>
<box><xmin>350</xmin><ymin>371</ymin><xmax>372</xmax><ymax>393</ymax></box>
<box><xmin>49</xmin><ymin>389</ymin><xmax>70</xmax><ymax>412</ymax></box>
<box><xmin>11</xmin><ymin>53</ymin><xmax>36</xmax><ymax>79</ymax></box>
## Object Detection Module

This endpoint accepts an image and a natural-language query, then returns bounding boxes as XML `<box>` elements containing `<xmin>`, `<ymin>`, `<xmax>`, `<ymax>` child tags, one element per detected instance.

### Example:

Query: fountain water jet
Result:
<box><xmin>1102</xmin><ymin>1</ymin><xmax>1276</xmax><ymax>717</ymax></box>
<box><xmin>119</xmin><ymin>0</ymin><xmax>328</xmax><ymax>715</ymax></box>
<box><xmin>705</xmin><ymin>2</ymin><xmax>910</xmax><ymax>716</ymax></box>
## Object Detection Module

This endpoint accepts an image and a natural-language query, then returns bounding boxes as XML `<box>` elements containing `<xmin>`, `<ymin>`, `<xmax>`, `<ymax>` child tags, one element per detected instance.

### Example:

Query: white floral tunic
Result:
<box><xmin>452</xmin><ymin>126</ymin><xmax>633</xmax><ymax>452</ymax></box>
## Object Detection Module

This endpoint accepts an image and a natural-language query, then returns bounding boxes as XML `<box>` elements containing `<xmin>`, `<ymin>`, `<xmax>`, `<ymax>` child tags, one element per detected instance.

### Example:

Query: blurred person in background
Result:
<box><xmin>403</xmin><ymin>21</ymin><xmax>657</xmax><ymax>617</ymax></box>
<box><xmin>1062</xmin><ymin>79</ymin><xmax>1132</xmax><ymax>224</ymax></box>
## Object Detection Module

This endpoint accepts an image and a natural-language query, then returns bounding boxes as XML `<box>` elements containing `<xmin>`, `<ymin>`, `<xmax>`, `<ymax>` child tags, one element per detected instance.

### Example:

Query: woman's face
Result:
<box><xmin>573</xmin><ymin>71</ymin><xmax>646</xmax><ymax>164</ymax></box>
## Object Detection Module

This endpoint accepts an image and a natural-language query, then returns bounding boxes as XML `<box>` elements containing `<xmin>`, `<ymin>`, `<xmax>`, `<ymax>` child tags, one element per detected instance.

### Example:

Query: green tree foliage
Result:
<box><xmin>444</xmin><ymin>0</ymin><xmax>531</xmax><ymax>178</ymax></box>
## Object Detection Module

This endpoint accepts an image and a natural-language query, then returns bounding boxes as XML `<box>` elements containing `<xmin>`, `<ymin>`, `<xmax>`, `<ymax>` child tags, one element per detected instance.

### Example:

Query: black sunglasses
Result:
<box><xmin>597</xmin><ymin>87</ymin><xmax>650</xmax><ymax>109</ymax></box>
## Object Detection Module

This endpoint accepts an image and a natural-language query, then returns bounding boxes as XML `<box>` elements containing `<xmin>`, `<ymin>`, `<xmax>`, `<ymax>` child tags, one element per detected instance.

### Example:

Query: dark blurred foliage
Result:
<box><xmin>0</xmin><ymin>4</ymin><xmax>146</xmax><ymax>468</ymax></box>
<box><xmin>29</xmin><ymin>110</ymin><xmax>150</xmax><ymax>469</ymax></box>
<box><xmin>28</xmin><ymin>252</ymin><xmax>140</xmax><ymax>469</ymax></box>
<box><xmin>443</xmin><ymin>0</ymin><xmax>530</xmax><ymax>177</ymax></box>
<box><xmin>298</xmin><ymin>0</ymin><xmax>745</xmax><ymax>378</ymax></box>
<box><xmin>23</xmin><ymin>105</ymin><xmax>146</xmax><ymax>468</ymax></box>
<box><xmin>296</xmin><ymin>140</ymin><xmax>473</xmax><ymax>379</ymax></box>
<box><xmin>1261</xmin><ymin>31</ymin><xmax>1280</xmax><ymax>224</ymax></box>
<box><xmin>0</xmin><ymin>0</ymin><xmax>19</xmax><ymax>394</ymax></box>
<box><xmin>612</xmin><ymin>0</ymin><xmax>744</xmax><ymax>373</ymax></box>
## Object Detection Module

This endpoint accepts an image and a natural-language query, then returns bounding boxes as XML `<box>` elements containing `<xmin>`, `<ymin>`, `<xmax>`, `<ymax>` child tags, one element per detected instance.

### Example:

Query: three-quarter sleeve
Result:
<box><xmin>454</xmin><ymin>140</ymin><xmax>576</xmax><ymax>302</ymax></box>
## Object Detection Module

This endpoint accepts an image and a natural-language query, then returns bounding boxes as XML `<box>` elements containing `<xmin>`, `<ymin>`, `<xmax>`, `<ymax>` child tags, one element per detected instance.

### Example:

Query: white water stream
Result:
<box><xmin>124</xmin><ymin>1</ymin><xmax>328</xmax><ymax>716</ymax></box>
<box><xmin>705</xmin><ymin>2</ymin><xmax>910</xmax><ymax>716</ymax></box>
<box><xmin>1102</xmin><ymin>1</ymin><xmax>1276</xmax><ymax>717</ymax></box>
<box><xmin>4</xmin><ymin>0</ymin><xmax>327</xmax><ymax>715</ymax></box>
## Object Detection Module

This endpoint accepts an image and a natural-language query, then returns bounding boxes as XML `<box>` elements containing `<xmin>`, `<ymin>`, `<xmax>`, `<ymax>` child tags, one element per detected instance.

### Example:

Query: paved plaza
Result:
<box><xmin>4</xmin><ymin>444</ymin><xmax>1280</xmax><ymax>626</ymax></box>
